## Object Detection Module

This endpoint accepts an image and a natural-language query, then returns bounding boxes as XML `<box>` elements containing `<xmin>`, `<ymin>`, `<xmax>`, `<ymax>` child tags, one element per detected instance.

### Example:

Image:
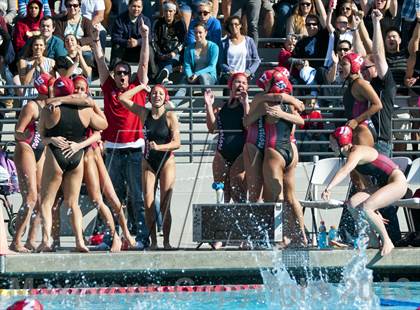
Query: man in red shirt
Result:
<box><xmin>91</xmin><ymin>19</ymin><xmax>150</xmax><ymax>249</ymax></box>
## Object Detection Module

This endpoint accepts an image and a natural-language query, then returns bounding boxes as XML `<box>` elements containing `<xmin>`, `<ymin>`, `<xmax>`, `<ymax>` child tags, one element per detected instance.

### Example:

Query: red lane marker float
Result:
<box><xmin>6</xmin><ymin>284</ymin><xmax>264</xmax><ymax>296</ymax></box>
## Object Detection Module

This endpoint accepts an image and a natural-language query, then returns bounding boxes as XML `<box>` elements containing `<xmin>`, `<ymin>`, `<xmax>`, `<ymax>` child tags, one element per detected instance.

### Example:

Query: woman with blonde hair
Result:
<box><xmin>286</xmin><ymin>0</ymin><xmax>327</xmax><ymax>38</ymax></box>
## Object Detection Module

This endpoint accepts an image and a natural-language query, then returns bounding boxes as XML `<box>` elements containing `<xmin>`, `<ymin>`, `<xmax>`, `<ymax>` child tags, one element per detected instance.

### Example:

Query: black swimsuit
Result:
<box><xmin>264</xmin><ymin>103</ymin><xmax>294</xmax><ymax>167</ymax></box>
<box><xmin>45</xmin><ymin>105</ymin><xmax>87</xmax><ymax>172</ymax></box>
<box><xmin>144</xmin><ymin>111</ymin><xmax>172</xmax><ymax>174</ymax></box>
<box><xmin>216</xmin><ymin>101</ymin><xmax>246</xmax><ymax>166</ymax></box>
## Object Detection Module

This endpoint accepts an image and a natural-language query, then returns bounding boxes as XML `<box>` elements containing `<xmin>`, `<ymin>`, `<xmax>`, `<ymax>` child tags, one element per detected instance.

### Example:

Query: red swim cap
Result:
<box><xmin>54</xmin><ymin>77</ymin><xmax>75</xmax><ymax>97</ymax></box>
<box><xmin>34</xmin><ymin>73</ymin><xmax>54</xmax><ymax>96</ymax></box>
<box><xmin>72</xmin><ymin>75</ymin><xmax>89</xmax><ymax>94</ymax></box>
<box><xmin>256</xmin><ymin>69</ymin><xmax>292</xmax><ymax>94</ymax></box>
<box><xmin>7</xmin><ymin>298</ymin><xmax>43</xmax><ymax>310</ymax></box>
<box><xmin>342</xmin><ymin>52</ymin><xmax>364</xmax><ymax>74</ymax></box>
<box><xmin>149</xmin><ymin>84</ymin><xmax>170</xmax><ymax>103</ymax></box>
<box><xmin>227</xmin><ymin>72</ymin><xmax>248</xmax><ymax>90</ymax></box>
<box><xmin>334</xmin><ymin>126</ymin><xmax>353</xmax><ymax>146</ymax></box>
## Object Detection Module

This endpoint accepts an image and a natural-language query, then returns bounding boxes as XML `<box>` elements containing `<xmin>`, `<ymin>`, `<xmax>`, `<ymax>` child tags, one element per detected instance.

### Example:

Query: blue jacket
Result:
<box><xmin>219</xmin><ymin>35</ymin><xmax>261</xmax><ymax>77</ymax></box>
<box><xmin>184</xmin><ymin>40</ymin><xmax>219</xmax><ymax>81</ymax></box>
<box><xmin>186</xmin><ymin>17</ymin><xmax>222</xmax><ymax>47</ymax></box>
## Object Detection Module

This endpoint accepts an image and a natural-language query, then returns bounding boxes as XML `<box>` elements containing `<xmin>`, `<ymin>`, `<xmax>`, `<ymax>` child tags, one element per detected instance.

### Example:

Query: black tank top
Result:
<box><xmin>45</xmin><ymin>105</ymin><xmax>87</xmax><ymax>142</ymax></box>
<box><xmin>144</xmin><ymin>112</ymin><xmax>171</xmax><ymax>160</ymax></box>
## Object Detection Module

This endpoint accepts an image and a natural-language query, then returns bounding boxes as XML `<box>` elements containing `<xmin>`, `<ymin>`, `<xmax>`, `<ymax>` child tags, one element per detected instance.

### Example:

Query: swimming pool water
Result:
<box><xmin>1</xmin><ymin>282</ymin><xmax>419</xmax><ymax>310</ymax></box>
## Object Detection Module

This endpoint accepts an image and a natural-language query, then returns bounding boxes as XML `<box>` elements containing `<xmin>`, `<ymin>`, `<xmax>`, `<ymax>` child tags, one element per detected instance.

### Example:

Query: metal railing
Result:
<box><xmin>1</xmin><ymin>83</ymin><xmax>419</xmax><ymax>162</ymax></box>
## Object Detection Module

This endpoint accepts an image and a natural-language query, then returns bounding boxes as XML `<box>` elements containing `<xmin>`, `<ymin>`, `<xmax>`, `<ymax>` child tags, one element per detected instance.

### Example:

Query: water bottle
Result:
<box><xmin>328</xmin><ymin>225</ymin><xmax>337</xmax><ymax>243</ymax></box>
<box><xmin>212</xmin><ymin>182</ymin><xmax>224</xmax><ymax>204</ymax></box>
<box><xmin>318</xmin><ymin>221</ymin><xmax>328</xmax><ymax>249</ymax></box>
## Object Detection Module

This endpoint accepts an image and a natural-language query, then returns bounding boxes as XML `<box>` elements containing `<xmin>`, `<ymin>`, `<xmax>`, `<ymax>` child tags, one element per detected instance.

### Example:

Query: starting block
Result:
<box><xmin>192</xmin><ymin>203</ymin><xmax>283</xmax><ymax>244</ymax></box>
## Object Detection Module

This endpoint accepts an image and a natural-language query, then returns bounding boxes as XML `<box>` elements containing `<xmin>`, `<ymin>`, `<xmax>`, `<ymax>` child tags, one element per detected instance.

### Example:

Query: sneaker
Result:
<box><xmin>156</xmin><ymin>68</ymin><xmax>169</xmax><ymax>84</ymax></box>
<box><xmin>162</xmin><ymin>77</ymin><xmax>173</xmax><ymax>85</ymax></box>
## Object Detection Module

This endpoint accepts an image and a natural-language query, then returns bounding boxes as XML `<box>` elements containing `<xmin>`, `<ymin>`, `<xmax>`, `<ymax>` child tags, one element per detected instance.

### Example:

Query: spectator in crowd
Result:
<box><xmin>205</xmin><ymin>73</ymin><xmax>248</xmax><ymax>204</ymax></box>
<box><xmin>0</xmin><ymin>15</ymin><xmax>15</xmax><ymax>109</ymax></box>
<box><xmin>340</xmin><ymin>52</ymin><xmax>382</xmax><ymax>146</ymax></box>
<box><xmin>186</xmin><ymin>1</ymin><xmax>221</xmax><ymax>47</ymax></box>
<box><xmin>323</xmin><ymin>126</ymin><xmax>407</xmax><ymax>256</ymax></box>
<box><xmin>326</xmin><ymin>7</ymin><xmax>354</xmax><ymax>47</ymax></box>
<box><xmin>400</xmin><ymin>0</ymin><xmax>419</xmax><ymax>47</ymax></box>
<box><xmin>178</xmin><ymin>0</ymin><xmax>219</xmax><ymax>30</ymax></box>
<box><xmin>259</xmin><ymin>0</ymin><xmax>275</xmax><ymax>38</ymax></box>
<box><xmin>17</xmin><ymin>36</ymin><xmax>55</xmax><ymax>100</ymax></box>
<box><xmin>0</xmin><ymin>0</ymin><xmax>17</xmax><ymax>25</ymax></box>
<box><xmin>293</xmin><ymin>14</ymin><xmax>329</xmax><ymax>69</ymax></box>
<box><xmin>108</xmin><ymin>0</ymin><xmax>156</xmax><ymax>31</ymax></box>
<box><xmin>362</xmin><ymin>0</ymin><xmax>398</xmax><ymax>35</ymax></box>
<box><xmin>119</xmin><ymin>84</ymin><xmax>180</xmax><ymax>250</ymax></box>
<box><xmin>56</xmin><ymin>34</ymin><xmax>93</xmax><ymax>79</ymax></box>
<box><xmin>230</xmin><ymin>0</ymin><xmax>261</xmax><ymax>44</ymax></box>
<box><xmin>286</xmin><ymin>0</ymin><xmax>326</xmax><ymax>39</ymax></box>
<box><xmin>13</xmin><ymin>0</ymin><xmax>44</xmax><ymax>53</ymax></box>
<box><xmin>53</xmin><ymin>0</ymin><xmax>94</xmax><ymax>62</ymax></box>
<box><xmin>338</xmin><ymin>0</ymin><xmax>359</xmax><ymax>30</ymax></box>
<box><xmin>405</xmin><ymin>19</ymin><xmax>420</xmax><ymax>154</ymax></box>
<box><xmin>18</xmin><ymin>0</ymin><xmax>51</xmax><ymax>17</ymax></box>
<box><xmin>110</xmin><ymin>0</ymin><xmax>153</xmax><ymax>71</ymax></box>
<box><xmin>37</xmin><ymin>77</ymin><xmax>108</xmax><ymax>253</ymax></box>
<box><xmin>9</xmin><ymin>73</ymin><xmax>54</xmax><ymax>253</ymax></box>
<box><xmin>272</xmin><ymin>0</ymin><xmax>297</xmax><ymax>38</ymax></box>
<box><xmin>174</xmin><ymin>22</ymin><xmax>219</xmax><ymax>107</ymax></box>
<box><xmin>152</xmin><ymin>0</ymin><xmax>187</xmax><ymax>85</ymax></box>
<box><xmin>92</xmin><ymin>20</ymin><xmax>151</xmax><ymax>250</ymax></box>
<box><xmin>78</xmin><ymin>0</ymin><xmax>107</xmax><ymax>51</ymax></box>
<box><xmin>19</xmin><ymin>16</ymin><xmax>67</xmax><ymax>60</ymax></box>
<box><xmin>219</xmin><ymin>15</ymin><xmax>260</xmax><ymax>94</ymax></box>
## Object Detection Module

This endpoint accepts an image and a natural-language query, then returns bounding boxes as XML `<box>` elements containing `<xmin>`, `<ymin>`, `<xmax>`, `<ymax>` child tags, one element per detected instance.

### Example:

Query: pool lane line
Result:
<box><xmin>0</xmin><ymin>284</ymin><xmax>264</xmax><ymax>296</ymax></box>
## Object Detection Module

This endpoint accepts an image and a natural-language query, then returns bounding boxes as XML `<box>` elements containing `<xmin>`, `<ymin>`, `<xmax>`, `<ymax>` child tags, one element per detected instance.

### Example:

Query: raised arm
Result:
<box><xmin>91</xmin><ymin>24</ymin><xmax>110</xmax><ymax>86</ymax></box>
<box><xmin>252</xmin><ymin>92</ymin><xmax>305</xmax><ymax>112</ymax></box>
<box><xmin>45</xmin><ymin>94</ymin><xmax>95</xmax><ymax>108</ymax></box>
<box><xmin>405</xmin><ymin>20</ymin><xmax>420</xmax><ymax>87</ymax></box>
<box><xmin>118</xmin><ymin>84</ymin><xmax>149</xmax><ymax>121</ymax></box>
<box><xmin>326</xmin><ymin>6</ymin><xmax>336</xmax><ymax>33</ymax></box>
<box><xmin>204</xmin><ymin>89</ymin><xmax>217</xmax><ymax>133</ymax></box>
<box><xmin>371</xmin><ymin>9</ymin><xmax>388</xmax><ymax>79</ymax></box>
<box><xmin>314</xmin><ymin>0</ymin><xmax>328</xmax><ymax>28</ymax></box>
<box><xmin>357</xmin><ymin>13</ymin><xmax>373</xmax><ymax>54</ymax></box>
<box><xmin>137</xmin><ymin>18</ymin><xmax>149</xmax><ymax>85</ymax></box>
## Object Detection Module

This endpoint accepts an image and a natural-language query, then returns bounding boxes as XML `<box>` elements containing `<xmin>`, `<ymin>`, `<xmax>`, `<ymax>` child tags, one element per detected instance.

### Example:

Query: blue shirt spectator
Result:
<box><xmin>185</xmin><ymin>1</ymin><xmax>221</xmax><ymax>46</ymax></box>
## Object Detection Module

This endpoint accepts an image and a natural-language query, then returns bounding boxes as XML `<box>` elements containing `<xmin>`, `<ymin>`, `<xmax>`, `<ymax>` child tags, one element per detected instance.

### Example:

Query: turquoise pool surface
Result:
<box><xmin>1</xmin><ymin>282</ymin><xmax>419</xmax><ymax>309</ymax></box>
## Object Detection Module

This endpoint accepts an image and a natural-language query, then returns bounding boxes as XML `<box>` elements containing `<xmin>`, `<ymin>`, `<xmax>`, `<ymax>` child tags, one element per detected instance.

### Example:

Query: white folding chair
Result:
<box><xmin>395</xmin><ymin>157</ymin><xmax>420</xmax><ymax>214</ymax></box>
<box><xmin>391</xmin><ymin>156</ymin><xmax>412</xmax><ymax>175</ymax></box>
<box><xmin>300</xmin><ymin>158</ymin><xmax>350</xmax><ymax>236</ymax></box>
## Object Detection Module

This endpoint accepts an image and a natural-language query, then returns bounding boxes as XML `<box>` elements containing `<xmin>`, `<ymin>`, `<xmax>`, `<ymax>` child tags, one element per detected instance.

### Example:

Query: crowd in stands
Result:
<box><xmin>0</xmin><ymin>0</ymin><xmax>419</xmax><ymax>254</ymax></box>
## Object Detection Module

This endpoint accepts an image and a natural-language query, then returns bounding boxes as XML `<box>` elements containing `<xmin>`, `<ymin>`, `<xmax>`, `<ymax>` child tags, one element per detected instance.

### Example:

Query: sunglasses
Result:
<box><xmin>199</xmin><ymin>11</ymin><xmax>210</xmax><ymax>16</ymax></box>
<box><xmin>337</xmin><ymin>47</ymin><xmax>350</xmax><ymax>52</ymax></box>
<box><xmin>306</xmin><ymin>22</ymin><xmax>318</xmax><ymax>26</ymax></box>
<box><xmin>115</xmin><ymin>70</ymin><xmax>129</xmax><ymax>76</ymax></box>
<box><xmin>300</xmin><ymin>2</ymin><xmax>311</xmax><ymax>6</ymax></box>
<box><xmin>66</xmin><ymin>3</ymin><xmax>79</xmax><ymax>8</ymax></box>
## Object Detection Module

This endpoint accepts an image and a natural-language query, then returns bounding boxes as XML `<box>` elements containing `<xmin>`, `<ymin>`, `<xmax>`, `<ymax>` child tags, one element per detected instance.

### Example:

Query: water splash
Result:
<box><xmin>261</xmin><ymin>212</ymin><xmax>380</xmax><ymax>310</ymax></box>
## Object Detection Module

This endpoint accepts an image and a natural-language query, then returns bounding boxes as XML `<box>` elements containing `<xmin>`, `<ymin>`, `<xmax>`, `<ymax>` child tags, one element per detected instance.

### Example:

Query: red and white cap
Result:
<box><xmin>256</xmin><ymin>69</ymin><xmax>293</xmax><ymax>94</ymax></box>
<box><xmin>34</xmin><ymin>73</ymin><xmax>54</xmax><ymax>96</ymax></box>
<box><xmin>53</xmin><ymin>76</ymin><xmax>74</xmax><ymax>97</ymax></box>
<box><xmin>342</xmin><ymin>52</ymin><xmax>364</xmax><ymax>74</ymax></box>
<box><xmin>334</xmin><ymin>126</ymin><xmax>353</xmax><ymax>146</ymax></box>
<box><xmin>7</xmin><ymin>298</ymin><xmax>44</xmax><ymax>310</ymax></box>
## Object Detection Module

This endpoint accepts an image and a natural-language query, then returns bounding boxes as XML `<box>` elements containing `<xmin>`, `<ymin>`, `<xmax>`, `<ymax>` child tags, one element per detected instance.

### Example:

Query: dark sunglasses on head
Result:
<box><xmin>66</xmin><ymin>3</ymin><xmax>79</xmax><ymax>8</ymax></box>
<box><xmin>199</xmin><ymin>11</ymin><xmax>210</xmax><ymax>16</ymax></box>
<box><xmin>116</xmin><ymin>70</ymin><xmax>129</xmax><ymax>76</ymax></box>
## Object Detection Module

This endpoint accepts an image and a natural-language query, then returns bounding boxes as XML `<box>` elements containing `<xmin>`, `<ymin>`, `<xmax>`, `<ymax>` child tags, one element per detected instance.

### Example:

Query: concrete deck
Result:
<box><xmin>1</xmin><ymin>248</ymin><xmax>420</xmax><ymax>287</ymax></box>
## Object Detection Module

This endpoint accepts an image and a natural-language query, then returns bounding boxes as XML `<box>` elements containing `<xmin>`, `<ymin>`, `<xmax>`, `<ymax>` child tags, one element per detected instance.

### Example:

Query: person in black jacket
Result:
<box><xmin>152</xmin><ymin>0</ymin><xmax>186</xmax><ymax>84</ymax></box>
<box><xmin>110</xmin><ymin>0</ymin><xmax>154</xmax><ymax>72</ymax></box>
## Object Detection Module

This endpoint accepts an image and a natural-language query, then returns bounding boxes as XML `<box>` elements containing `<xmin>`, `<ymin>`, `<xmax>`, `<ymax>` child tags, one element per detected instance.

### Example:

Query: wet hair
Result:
<box><xmin>224</xmin><ymin>15</ymin><xmax>241</xmax><ymax>35</ymax></box>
